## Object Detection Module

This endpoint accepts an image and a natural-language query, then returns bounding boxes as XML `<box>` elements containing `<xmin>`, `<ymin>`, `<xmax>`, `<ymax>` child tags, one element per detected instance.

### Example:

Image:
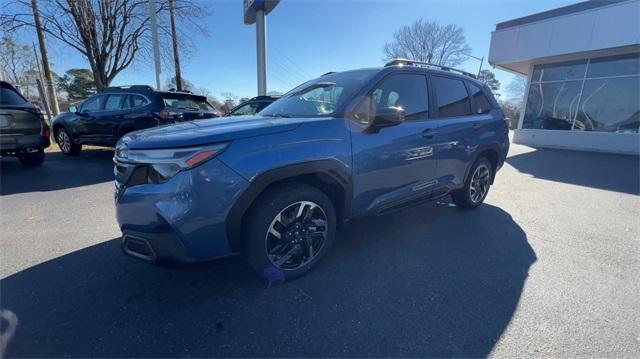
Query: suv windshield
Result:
<box><xmin>162</xmin><ymin>93</ymin><xmax>215</xmax><ymax>112</ymax></box>
<box><xmin>259</xmin><ymin>69</ymin><xmax>378</xmax><ymax>118</ymax></box>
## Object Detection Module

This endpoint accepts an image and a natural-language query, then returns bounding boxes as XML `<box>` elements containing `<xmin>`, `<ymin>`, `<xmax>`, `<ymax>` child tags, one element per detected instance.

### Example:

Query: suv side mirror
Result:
<box><xmin>69</xmin><ymin>105</ymin><xmax>78</xmax><ymax>113</ymax></box>
<box><xmin>368</xmin><ymin>106</ymin><xmax>405</xmax><ymax>132</ymax></box>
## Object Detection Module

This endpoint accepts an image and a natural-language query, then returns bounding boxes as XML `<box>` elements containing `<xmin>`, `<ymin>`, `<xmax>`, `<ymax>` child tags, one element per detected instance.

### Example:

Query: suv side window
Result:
<box><xmin>122</xmin><ymin>94</ymin><xmax>149</xmax><ymax>110</ymax></box>
<box><xmin>80</xmin><ymin>95</ymin><xmax>106</xmax><ymax>113</ymax></box>
<box><xmin>468</xmin><ymin>82</ymin><xmax>492</xmax><ymax>114</ymax></box>
<box><xmin>231</xmin><ymin>103</ymin><xmax>258</xmax><ymax>116</ymax></box>
<box><xmin>354</xmin><ymin>73</ymin><xmax>429</xmax><ymax>123</ymax></box>
<box><xmin>104</xmin><ymin>94</ymin><xmax>126</xmax><ymax>111</ymax></box>
<box><xmin>432</xmin><ymin>76</ymin><xmax>472</xmax><ymax>118</ymax></box>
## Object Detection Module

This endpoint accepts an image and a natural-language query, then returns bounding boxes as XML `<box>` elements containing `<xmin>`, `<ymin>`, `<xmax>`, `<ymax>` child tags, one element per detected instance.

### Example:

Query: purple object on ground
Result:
<box><xmin>263</xmin><ymin>267</ymin><xmax>286</xmax><ymax>287</ymax></box>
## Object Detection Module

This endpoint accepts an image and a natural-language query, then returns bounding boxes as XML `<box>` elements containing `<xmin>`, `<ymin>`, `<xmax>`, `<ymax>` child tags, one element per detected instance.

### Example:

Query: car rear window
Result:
<box><xmin>161</xmin><ymin>94</ymin><xmax>215</xmax><ymax>112</ymax></box>
<box><xmin>0</xmin><ymin>86</ymin><xmax>28</xmax><ymax>105</ymax></box>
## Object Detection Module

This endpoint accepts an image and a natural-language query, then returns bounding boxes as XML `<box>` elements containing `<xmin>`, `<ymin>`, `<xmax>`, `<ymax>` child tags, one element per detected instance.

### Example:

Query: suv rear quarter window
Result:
<box><xmin>432</xmin><ymin>76</ymin><xmax>472</xmax><ymax>118</ymax></box>
<box><xmin>0</xmin><ymin>86</ymin><xmax>28</xmax><ymax>106</ymax></box>
<box><xmin>124</xmin><ymin>94</ymin><xmax>150</xmax><ymax>109</ymax></box>
<box><xmin>468</xmin><ymin>82</ymin><xmax>493</xmax><ymax>114</ymax></box>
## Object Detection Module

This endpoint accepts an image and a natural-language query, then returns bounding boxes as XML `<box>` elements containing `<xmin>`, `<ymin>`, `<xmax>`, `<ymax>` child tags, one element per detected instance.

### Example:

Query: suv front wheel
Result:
<box><xmin>452</xmin><ymin>157</ymin><xmax>493</xmax><ymax>209</ymax></box>
<box><xmin>56</xmin><ymin>128</ymin><xmax>82</xmax><ymax>155</ymax></box>
<box><xmin>245</xmin><ymin>183</ymin><xmax>337</xmax><ymax>280</ymax></box>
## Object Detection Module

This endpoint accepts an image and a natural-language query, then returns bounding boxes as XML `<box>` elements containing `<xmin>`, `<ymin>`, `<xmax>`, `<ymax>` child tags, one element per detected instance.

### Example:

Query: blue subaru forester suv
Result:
<box><xmin>114</xmin><ymin>59</ymin><xmax>509</xmax><ymax>279</ymax></box>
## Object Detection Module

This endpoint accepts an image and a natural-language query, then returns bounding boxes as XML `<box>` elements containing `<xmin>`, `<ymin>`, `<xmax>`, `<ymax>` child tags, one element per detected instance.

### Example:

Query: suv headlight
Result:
<box><xmin>117</xmin><ymin>143</ymin><xmax>229</xmax><ymax>184</ymax></box>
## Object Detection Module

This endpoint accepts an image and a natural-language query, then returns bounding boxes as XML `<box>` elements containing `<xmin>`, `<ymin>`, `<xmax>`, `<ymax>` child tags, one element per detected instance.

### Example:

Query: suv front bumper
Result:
<box><xmin>115</xmin><ymin>158</ymin><xmax>249</xmax><ymax>263</ymax></box>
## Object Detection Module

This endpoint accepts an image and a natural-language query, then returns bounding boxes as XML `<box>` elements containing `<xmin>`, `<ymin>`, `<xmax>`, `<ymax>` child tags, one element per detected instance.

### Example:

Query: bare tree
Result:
<box><xmin>168</xmin><ymin>0</ymin><xmax>182</xmax><ymax>91</ymax></box>
<box><xmin>31</xmin><ymin>0</ymin><xmax>59</xmax><ymax>114</ymax></box>
<box><xmin>506</xmin><ymin>75</ymin><xmax>528</xmax><ymax>103</ymax></box>
<box><xmin>0</xmin><ymin>34</ymin><xmax>36</xmax><ymax>85</ymax></box>
<box><xmin>2</xmin><ymin>0</ymin><xmax>210</xmax><ymax>91</ymax></box>
<box><xmin>383</xmin><ymin>18</ymin><xmax>471</xmax><ymax>67</ymax></box>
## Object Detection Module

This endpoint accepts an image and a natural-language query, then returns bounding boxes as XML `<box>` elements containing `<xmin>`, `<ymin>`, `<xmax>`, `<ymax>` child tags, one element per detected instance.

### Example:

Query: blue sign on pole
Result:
<box><xmin>244</xmin><ymin>0</ymin><xmax>280</xmax><ymax>24</ymax></box>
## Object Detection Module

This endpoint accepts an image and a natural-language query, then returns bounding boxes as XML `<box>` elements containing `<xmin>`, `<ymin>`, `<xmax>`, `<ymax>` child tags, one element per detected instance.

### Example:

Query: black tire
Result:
<box><xmin>245</xmin><ymin>182</ymin><xmax>337</xmax><ymax>281</ymax></box>
<box><xmin>56</xmin><ymin>128</ymin><xmax>81</xmax><ymax>155</ymax></box>
<box><xmin>19</xmin><ymin>148</ymin><xmax>45</xmax><ymax>166</ymax></box>
<box><xmin>452</xmin><ymin>157</ymin><xmax>493</xmax><ymax>210</ymax></box>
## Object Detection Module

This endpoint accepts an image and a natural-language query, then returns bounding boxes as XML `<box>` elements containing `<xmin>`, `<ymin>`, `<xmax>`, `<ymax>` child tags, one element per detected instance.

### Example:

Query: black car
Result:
<box><xmin>52</xmin><ymin>85</ymin><xmax>219</xmax><ymax>155</ymax></box>
<box><xmin>0</xmin><ymin>81</ymin><xmax>50</xmax><ymax>166</ymax></box>
<box><xmin>225</xmin><ymin>95</ymin><xmax>279</xmax><ymax>116</ymax></box>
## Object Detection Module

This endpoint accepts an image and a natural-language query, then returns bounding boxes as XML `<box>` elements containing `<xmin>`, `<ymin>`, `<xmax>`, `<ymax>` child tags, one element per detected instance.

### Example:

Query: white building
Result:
<box><xmin>489</xmin><ymin>0</ymin><xmax>640</xmax><ymax>154</ymax></box>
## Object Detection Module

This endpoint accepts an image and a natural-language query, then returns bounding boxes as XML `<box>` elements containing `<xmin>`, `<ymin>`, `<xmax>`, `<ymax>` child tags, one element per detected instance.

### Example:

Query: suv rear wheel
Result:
<box><xmin>245</xmin><ymin>183</ymin><xmax>337</xmax><ymax>280</ymax></box>
<box><xmin>56</xmin><ymin>128</ymin><xmax>81</xmax><ymax>155</ymax></box>
<box><xmin>18</xmin><ymin>148</ymin><xmax>44</xmax><ymax>166</ymax></box>
<box><xmin>452</xmin><ymin>157</ymin><xmax>493</xmax><ymax>210</ymax></box>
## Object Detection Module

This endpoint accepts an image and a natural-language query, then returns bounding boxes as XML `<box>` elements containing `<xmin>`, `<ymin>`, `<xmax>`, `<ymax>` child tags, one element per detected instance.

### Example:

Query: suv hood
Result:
<box><xmin>121</xmin><ymin>115</ymin><xmax>304</xmax><ymax>149</ymax></box>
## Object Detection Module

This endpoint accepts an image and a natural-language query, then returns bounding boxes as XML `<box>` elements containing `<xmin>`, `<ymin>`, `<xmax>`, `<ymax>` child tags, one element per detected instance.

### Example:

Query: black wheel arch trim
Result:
<box><xmin>226</xmin><ymin>159</ymin><xmax>353</xmax><ymax>253</ymax></box>
<box><xmin>52</xmin><ymin>122</ymin><xmax>74</xmax><ymax>143</ymax></box>
<box><xmin>464</xmin><ymin>143</ymin><xmax>503</xmax><ymax>185</ymax></box>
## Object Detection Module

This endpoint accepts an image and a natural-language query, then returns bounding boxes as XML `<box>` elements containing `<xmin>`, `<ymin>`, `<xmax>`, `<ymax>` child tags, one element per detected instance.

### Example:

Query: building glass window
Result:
<box><xmin>523</xmin><ymin>81</ymin><xmax>581</xmax><ymax>130</ymax></box>
<box><xmin>533</xmin><ymin>60</ymin><xmax>587</xmax><ymax>82</ymax></box>
<box><xmin>574</xmin><ymin>77</ymin><xmax>640</xmax><ymax>133</ymax></box>
<box><xmin>522</xmin><ymin>52</ymin><xmax>639</xmax><ymax>133</ymax></box>
<box><xmin>587</xmin><ymin>53</ymin><xmax>640</xmax><ymax>78</ymax></box>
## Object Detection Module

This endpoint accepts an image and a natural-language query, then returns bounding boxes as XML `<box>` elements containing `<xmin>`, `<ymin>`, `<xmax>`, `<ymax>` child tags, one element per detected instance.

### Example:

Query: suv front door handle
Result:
<box><xmin>472</xmin><ymin>122</ymin><xmax>481</xmax><ymax>131</ymax></box>
<box><xmin>422</xmin><ymin>128</ymin><xmax>436</xmax><ymax>139</ymax></box>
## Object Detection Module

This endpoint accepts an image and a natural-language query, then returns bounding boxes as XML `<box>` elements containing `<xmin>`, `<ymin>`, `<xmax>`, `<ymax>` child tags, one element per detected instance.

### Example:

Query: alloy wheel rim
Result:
<box><xmin>58</xmin><ymin>131</ymin><xmax>70</xmax><ymax>153</ymax></box>
<box><xmin>264</xmin><ymin>201</ymin><xmax>328</xmax><ymax>270</ymax></box>
<box><xmin>469</xmin><ymin>164</ymin><xmax>490</xmax><ymax>203</ymax></box>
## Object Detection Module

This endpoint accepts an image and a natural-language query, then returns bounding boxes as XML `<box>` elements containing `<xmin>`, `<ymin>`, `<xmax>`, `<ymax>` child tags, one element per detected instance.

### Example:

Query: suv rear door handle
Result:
<box><xmin>422</xmin><ymin>128</ymin><xmax>436</xmax><ymax>139</ymax></box>
<box><xmin>472</xmin><ymin>122</ymin><xmax>481</xmax><ymax>131</ymax></box>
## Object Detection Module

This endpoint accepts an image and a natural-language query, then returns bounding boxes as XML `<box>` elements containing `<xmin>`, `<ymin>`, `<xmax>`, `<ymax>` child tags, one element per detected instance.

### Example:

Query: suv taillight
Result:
<box><xmin>158</xmin><ymin>109</ymin><xmax>178</xmax><ymax>121</ymax></box>
<box><xmin>43</xmin><ymin>129</ymin><xmax>50</xmax><ymax>139</ymax></box>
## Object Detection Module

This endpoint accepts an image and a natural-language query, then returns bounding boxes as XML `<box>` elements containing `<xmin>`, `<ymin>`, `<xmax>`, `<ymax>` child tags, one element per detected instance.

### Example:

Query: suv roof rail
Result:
<box><xmin>251</xmin><ymin>95</ymin><xmax>279</xmax><ymax>100</ymax></box>
<box><xmin>103</xmin><ymin>85</ymin><xmax>155</xmax><ymax>92</ymax></box>
<box><xmin>321</xmin><ymin>71</ymin><xmax>336</xmax><ymax>77</ymax></box>
<box><xmin>384</xmin><ymin>58</ymin><xmax>477</xmax><ymax>79</ymax></box>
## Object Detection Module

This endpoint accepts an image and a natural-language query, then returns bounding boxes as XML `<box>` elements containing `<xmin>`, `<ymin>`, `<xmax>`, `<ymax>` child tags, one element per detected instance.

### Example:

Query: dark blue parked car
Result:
<box><xmin>114</xmin><ymin>59</ymin><xmax>509</xmax><ymax>279</ymax></box>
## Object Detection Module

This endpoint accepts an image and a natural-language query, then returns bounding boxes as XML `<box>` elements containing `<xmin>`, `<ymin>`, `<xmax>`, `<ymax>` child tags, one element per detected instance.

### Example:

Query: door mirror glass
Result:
<box><xmin>369</xmin><ymin>106</ymin><xmax>405</xmax><ymax>131</ymax></box>
<box><xmin>68</xmin><ymin>105</ymin><xmax>78</xmax><ymax>113</ymax></box>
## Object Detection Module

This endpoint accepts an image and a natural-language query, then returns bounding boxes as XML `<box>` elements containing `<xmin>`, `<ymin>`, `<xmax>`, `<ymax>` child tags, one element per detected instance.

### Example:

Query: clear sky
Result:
<box><xmin>41</xmin><ymin>0</ymin><xmax>577</xmax><ymax>100</ymax></box>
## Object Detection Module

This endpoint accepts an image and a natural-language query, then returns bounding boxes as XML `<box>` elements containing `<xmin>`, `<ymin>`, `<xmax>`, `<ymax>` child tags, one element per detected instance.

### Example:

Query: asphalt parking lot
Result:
<box><xmin>1</xmin><ymin>142</ymin><xmax>639</xmax><ymax>357</ymax></box>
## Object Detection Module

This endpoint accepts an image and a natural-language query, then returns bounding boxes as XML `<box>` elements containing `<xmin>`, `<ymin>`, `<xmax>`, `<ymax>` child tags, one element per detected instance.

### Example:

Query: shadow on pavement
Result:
<box><xmin>0</xmin><ymin>149</ymin><xmax>114</xmax><ymax>196</ymax></box>
<box><xmin>1</xmin><ymin>202</ymin><xmax>536</xmax><ymax>357</ymax></box>
<box><xmin>507</xmin><ymin>148</ymin><xmax>639</xmax><ymax>195</ymax></box>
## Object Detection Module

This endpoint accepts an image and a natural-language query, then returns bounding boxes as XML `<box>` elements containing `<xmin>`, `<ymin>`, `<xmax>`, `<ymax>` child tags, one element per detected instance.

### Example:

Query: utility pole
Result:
<box><xmin>32</xmin><ymin>42</ymin><xmax>51</xmax><ymax>121</ymax></box>
<box><xmin>255</xmin><ymin>9</ymin><xmax>267</xmax><ymax>96</ymax></box>
<box><xmin>31</xmin><ymin>0</ymin><xmax>59</xmax><ymax>115</ymax></box>
<box><xmin>169</xmin><ymin>0</ymin><xmax>182</xmax><ymax>91</ymax></box>
<box><xmin>149</xmin><ymin>0</ymin><xmax>162</xmax><ymax>91</ymax></box>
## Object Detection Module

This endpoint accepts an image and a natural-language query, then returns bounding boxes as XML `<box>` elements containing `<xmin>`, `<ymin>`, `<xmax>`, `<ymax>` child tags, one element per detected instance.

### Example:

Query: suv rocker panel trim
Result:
<box><xmin>225</xmin><ymin>159</ymin><xmax>352</xmax><ymax>252</ymax></box>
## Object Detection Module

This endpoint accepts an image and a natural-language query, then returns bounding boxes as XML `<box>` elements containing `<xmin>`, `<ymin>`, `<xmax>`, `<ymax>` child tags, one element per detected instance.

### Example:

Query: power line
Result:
<box><xmin>272</xmin><ymin>45</ymin><xmax>315</xmax><ymax>79</ymax></box>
